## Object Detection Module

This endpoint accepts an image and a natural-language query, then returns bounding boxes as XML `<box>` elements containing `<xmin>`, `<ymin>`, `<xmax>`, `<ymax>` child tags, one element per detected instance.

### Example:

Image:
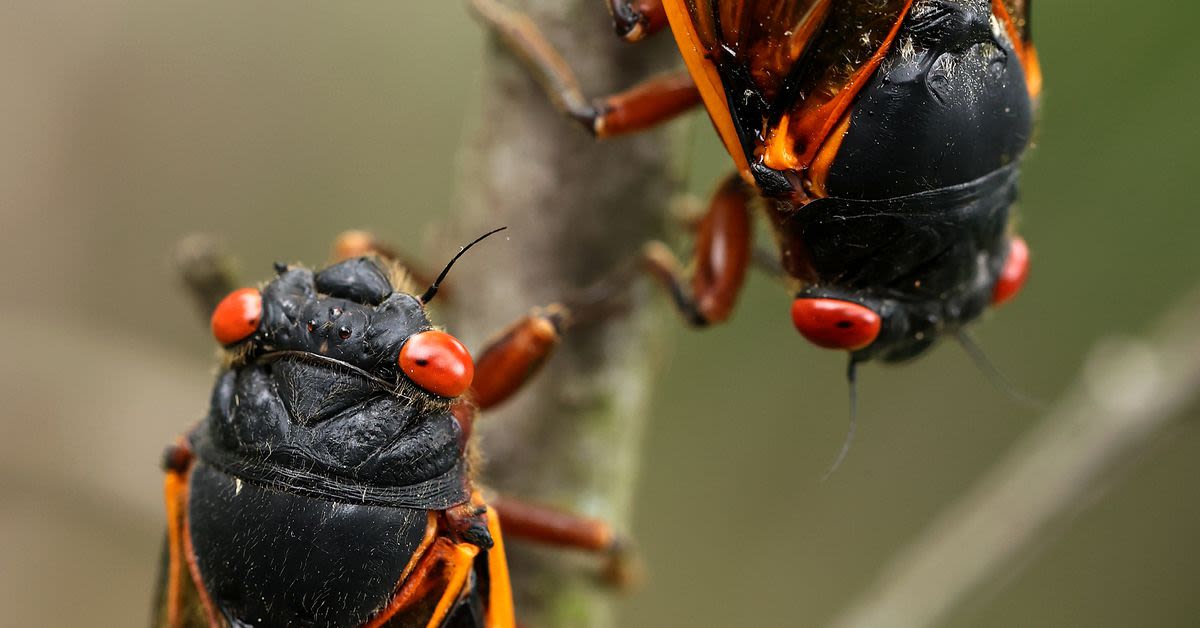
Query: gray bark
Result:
<box><xmin>447</xmin><ymin>2</ymin><xmax>682</xmax><ymax>626</ymax></box>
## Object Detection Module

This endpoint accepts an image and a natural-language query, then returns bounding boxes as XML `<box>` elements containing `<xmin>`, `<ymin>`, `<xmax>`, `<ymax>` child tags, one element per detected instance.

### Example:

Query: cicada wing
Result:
<box><xmin>663</xmin><ymin>0</ymin><xmax>914</xmax><ymax>176</ymax></box>
<box><xmin>993</xmin><ymin>0</ymin><xmax>1040</xmax><ymax>97</ymax></box>
<box><xmin>664</xmin><ymin>0</ymin><xmax>842</xmax><ymax>175</ymax></box>
<box><xmin>151</xmin><ymin>532</ymin><xmax>213</xmax><ymax>628</ymax></box>
<box><xmin>997</xmin><ymin>0</ymin><xmax>1032</xmax><ymax>41</ymax></box>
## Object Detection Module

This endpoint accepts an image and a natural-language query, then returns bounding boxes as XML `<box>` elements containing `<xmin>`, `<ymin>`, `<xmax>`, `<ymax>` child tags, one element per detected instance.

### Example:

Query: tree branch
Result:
<box><xmin>827</xmin><ymin>288</ymin><xmax>1200</xmax><ymax>628</ymax></box>
<box><xmin>447</xmin><ymin>2</ymin><xmax>680</xmax><ymax>626</ymax></box>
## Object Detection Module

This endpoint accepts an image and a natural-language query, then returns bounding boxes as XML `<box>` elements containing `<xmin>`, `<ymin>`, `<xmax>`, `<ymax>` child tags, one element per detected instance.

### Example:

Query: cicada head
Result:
<box><xmin>199</xmin><ymin>257</ymin><xmax>474</xmax><ymax>497</ymax></box>
<box><xmin>788</xmin><ymin>231</ymin><xmax>1030</xmax><ymax>362</ymax></box>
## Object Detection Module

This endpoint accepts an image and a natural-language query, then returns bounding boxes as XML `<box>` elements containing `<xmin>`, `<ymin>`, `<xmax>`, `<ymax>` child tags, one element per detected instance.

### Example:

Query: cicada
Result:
<box><xmin>473</xmin><ymin>0</ymin><xmax>1040</xmax><ymax>364</ymax></box>
<box><xmin>154</xmin><ymin>231</ymin><xmax>628</xmax><ymax>627</ymax></box>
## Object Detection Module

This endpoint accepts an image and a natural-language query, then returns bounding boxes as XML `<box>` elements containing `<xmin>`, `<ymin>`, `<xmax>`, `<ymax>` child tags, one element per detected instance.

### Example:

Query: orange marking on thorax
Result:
<box><xmin>763</xmin><ymin>114</ymin><xmax>801</xmax><ymax>172</ymax></box>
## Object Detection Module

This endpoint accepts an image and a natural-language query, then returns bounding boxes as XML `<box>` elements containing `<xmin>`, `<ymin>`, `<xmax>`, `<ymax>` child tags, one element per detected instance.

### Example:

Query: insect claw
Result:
<box><xmin>569</xmin><ymin>105</ymin><xmax>604</xmax><ymax>137</ymax></box>
<box><xmin>611</xmin><ymin>8</ymin><xmax>646</xmax><ymax>42</ymax></box>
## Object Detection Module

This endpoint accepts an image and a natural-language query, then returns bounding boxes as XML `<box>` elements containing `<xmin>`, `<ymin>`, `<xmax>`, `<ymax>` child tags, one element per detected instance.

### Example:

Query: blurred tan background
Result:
<box><xmin>3</xmin><ymin>1</ymin><xmax>1199</xmax><ymax>626</ymax></box>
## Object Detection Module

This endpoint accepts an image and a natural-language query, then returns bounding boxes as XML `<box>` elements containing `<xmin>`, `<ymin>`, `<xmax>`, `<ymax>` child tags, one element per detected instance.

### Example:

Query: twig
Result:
<box><xmin>174</xmin><ymin>233</ymin><xmax>238</xmax><ymax>319</ymax></box>
<box><xmin>827</xmin><ymin>288</ymin><xmax>1200</xmax><ymax>628</ymax></box>
<box><xmin>446</xmin><ymin>2</ymin><xmax>681</xmax><ymax>627</ymax></box>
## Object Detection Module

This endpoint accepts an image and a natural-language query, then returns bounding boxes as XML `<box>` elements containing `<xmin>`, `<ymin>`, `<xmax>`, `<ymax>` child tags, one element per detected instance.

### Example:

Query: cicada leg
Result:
<box><xmin>470</xmin><ymin>0</ymin><xmax>700</xmax><ymax>137</ymax></box>
<box><xmin>490</xmin><ymin>496</ymin><xmax>637</xmax><ymax>588</ymax></box>
<box><xmin>643</xmin><ymin>172</ymin><xmax>754</xmax><ymax>326</ymax></box>
<box><xmin>450</xmin><ymin>304</ymin><xmax>568</xmax><ymax>440</ymax></box>
<box><xmin>606</xmin><ymin>0</ymin><xmax>667</xmax><ymax>42</ymax></box>
<box><xmin>468</xmin><ymin>305</ymin><xmax>567</xmax><ymax>412</ymax></box>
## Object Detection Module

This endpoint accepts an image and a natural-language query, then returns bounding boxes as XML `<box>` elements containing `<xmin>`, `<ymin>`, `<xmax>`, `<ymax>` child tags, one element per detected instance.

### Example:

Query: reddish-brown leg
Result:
<box><xmin>470</xmin><ymin>0</ymin><xmax>700</xmax><ymax>137</ymax></box>
<box><xmin>490</xmin><ymin>495</ymin><xmax>637</xmax><ymax>587</ymax></box>
<box><xmin>593</xmin><ymin>72</ymin><xmax>699</xmax><ymax>137</ymax></box>
<box><xmin>470</xmin><ymin>305</ymin><xmax>567</xmax><ymax>411</ymax></box>
<box><xmin>490</xmin><ymin>496</ymin><xmax>614</xmax><ymax>552</ymax></box>
<box><xmin>667</xmin><ymin>196</ymin><xmax>783</xmax><ymax>279</ymax></box>
<box><xmin>451</xmin><ymin>305</ymin><xmax>567</xmax><ymax>441</ymax></box>
<box><xmin>606</xmin><ymin>0</ymin><xmax>667</xmax><ymax>42</ymax></box>
<box><xmin>642</xmin><ymin>172</ymin><xmax>754</xmax><ymax>326</ymax></box>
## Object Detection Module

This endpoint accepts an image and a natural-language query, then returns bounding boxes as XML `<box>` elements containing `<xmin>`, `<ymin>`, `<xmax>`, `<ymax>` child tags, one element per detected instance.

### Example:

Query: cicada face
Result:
<box><xmin>202</xmin><ymin>258</ymin><xmax>475</xmax><ymax>500</ymax></box>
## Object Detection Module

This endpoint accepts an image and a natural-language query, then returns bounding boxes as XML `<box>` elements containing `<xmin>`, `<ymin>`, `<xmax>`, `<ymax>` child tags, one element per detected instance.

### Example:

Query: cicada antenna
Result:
<box><xmin>822</xmin><ymin>357</ymin><xmax>860</xmax><ymax>480</ymax></box>
<box><xmin>955</xmin><ymin>329</ymin><xmax>1044</xmax><ymax>410</ymax></box>
<box><xmin>420</xmin><ymin>227</ymin><xmax>508</xmax><ymax>304</ymax></box>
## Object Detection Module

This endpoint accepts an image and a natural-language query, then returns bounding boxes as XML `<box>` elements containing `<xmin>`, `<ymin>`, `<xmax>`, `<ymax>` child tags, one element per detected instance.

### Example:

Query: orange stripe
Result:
<box><xmin>767</xmin><ymin>0</ymin><xmax>915</xmax><ymax>174</ymax></box>
<box><xmin>992</xmin><ymin>0</ymin><xmax>1041</xmax><ymax>99</ymax></box>
<box><xmin>180</xmin><ymin>478</ymin><xmax>223</xmax><ymax>628</ymax></box>
<box><xmin>399</xmin><ymin>513</ymin><xmax>440</xmax><ymax>588</ymax></box>
<box><xmin>483</xmin><ymin>507</ymin><xmax>516</xmax><ymax>628</ymax></box>
<box><xmin>1022</xmin><ymin>45</ymin><xmax>1042</xmax><ymax>100</ymax></box>
<box><xmin>162</xmin><ymin>472</ymin><xmax>186</xmax><ymax>628</ymax></box>
<box><xmin>661</xmin><ymin>0</ymin><xmax>751</xmax><ymax>180</ymax></box>
<box><xmin>807</xmin><ymin>112</ymin><xmax>851</xmax><ymax>198</ymax></box>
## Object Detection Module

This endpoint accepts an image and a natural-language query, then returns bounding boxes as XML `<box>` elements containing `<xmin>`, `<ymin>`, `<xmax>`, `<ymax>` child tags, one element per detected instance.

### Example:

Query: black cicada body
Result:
<box><xmin>156</xmin><ymin>257</ymin><xmax>516</xmax><ymax>628</ymax></box>
<box><xmin>663</xmin><ymin>0</ymin><xmax>1040</xmax><ymax>361</ymax></box>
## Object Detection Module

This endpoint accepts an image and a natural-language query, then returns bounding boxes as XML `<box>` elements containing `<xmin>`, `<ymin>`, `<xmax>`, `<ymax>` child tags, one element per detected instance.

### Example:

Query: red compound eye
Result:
<box><xmin>210</xmin><ymin>288</ymin><xmax>262</xmax><ymax>345</ymax></box>
<box><xmin>790</xmin><ymin>298</ymin><xmax>881</xmax><ymax>351</ymax></box>
<box><xmin>399</xmin><ymin>330</ymin><xmax>474</xmax><ymax>398</ymax></box>
<box><xmin>992</xmin><ymin>236</ymin><xmax>1030</xmax><ymax>306</ymax></box>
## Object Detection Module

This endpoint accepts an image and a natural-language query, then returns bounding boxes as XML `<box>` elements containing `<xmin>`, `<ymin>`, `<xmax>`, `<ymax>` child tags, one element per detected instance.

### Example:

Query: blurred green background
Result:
<box><xmin>3</xmin><ymin>1</ymin><xmax>1199</xmax><ymax>626</ymax></box>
